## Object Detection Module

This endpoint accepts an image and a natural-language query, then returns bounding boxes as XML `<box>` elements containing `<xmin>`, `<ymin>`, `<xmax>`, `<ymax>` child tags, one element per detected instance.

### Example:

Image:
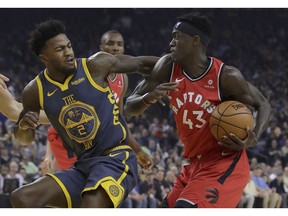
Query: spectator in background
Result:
<box><xmin>281</xmin><ymin>138</ymin><xmax>288</xmax><ymax>166</ymax></box>
<box><xmin>238</xmin><ymin>171</ymin><xmax>256</xmax><ymax>208</ymax></box>
<box><xmin>252</xmin><ymin>166</ymin><xmax>281</xmax><ymax>208</ymax></box>
<box><xmin>121</xmin><ymin>187</ymin><xmax>147</xmax><ymax>208</ymax></box>
<box><xmin>283</xmin><ymin>167</ymin><xmax>288</xmax><ymax>199</ymax></box>
<box><xmin>268</xmin><ymin>139</ymin><xmax>282</xmax><ymax>166</ymax></box>
<box><xmin>0</xmin><ymin>164</ymin><xmax>10</xmax><ymax>194</ymax></box>
<box><xmin>6</xmin><ymin>161</ymin><xmax>24</xmax><ymax>188</ymax></box>
<box><xmin>0</xmin><ymin>144</ymin><xmax>11</xmax><ymax>166</ymax></box>
<box><xmin>19</xmin><ymin>154</ymin><xmax>39</xmax><ymax>182</ymax></box>
<box><xmin>269</xmin><ymin>172</ymin><xmax>286</xmax><ymax>207</ymax></box>
<box><xmin>139</xmin><ymin>172</ymin><xmax>157</xmax><ymax>208</ymax></box>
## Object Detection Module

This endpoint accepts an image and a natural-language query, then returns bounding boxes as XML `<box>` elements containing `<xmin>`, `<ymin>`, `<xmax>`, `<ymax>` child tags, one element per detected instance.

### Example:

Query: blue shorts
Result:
<box><xmin>46</xmin><ymin>145</ymin><xmax>138</xmax><ymax>208</ymax></box>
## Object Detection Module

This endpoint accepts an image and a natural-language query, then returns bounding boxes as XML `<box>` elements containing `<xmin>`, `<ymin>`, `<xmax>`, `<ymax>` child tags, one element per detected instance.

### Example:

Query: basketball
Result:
<box><xmin>209</xmin><ymin>100</ymin><xmax>254</xmax><ymax>141</ymax></box>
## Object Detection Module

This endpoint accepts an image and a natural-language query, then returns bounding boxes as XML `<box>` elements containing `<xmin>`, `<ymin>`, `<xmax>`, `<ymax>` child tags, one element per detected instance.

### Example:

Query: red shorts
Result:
<box><xmin>167</xmin><ymin>149</ymin><xmax>250</xmax><ymax>208</ymax></box>
<box><xmin>47</xmin><ymin>126</ymin><xmax>77</xmax><ymax>170</ymax></box>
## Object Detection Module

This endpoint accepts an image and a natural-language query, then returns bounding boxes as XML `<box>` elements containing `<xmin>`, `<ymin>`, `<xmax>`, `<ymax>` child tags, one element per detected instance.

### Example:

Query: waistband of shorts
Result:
<box><xmin>102</xmin><ymin>145</ymin><xmax>132</xmax><ymax>155</ymax></box>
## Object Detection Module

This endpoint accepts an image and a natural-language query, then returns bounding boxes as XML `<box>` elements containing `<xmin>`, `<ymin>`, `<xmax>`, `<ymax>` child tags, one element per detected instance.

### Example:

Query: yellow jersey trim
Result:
<box><xmin>117</xmin><ymin>151</ymin><xmax>129</xmax><ymax>184</ymax></box>
<box><xmin>82</xmin><ymin>58</ymin><xmax>110</xmax><ymax>92</ymax></box>
<box><xmin>103</xmin><ymin>145</ymin><xmax>131</xmax><ymax>155</ymax></box>
<box><xmin>81</xmin><ymin>149</ymin><xmax>130</xmax><ymax>208</ymax></box>
<box><xmin>35</xmin><ymin>76</ymin><xmax>44</xmax><ymax>109</ymax></box>
<box><xmin>43</xmin><ymin>69</ymin><xmax>74</xmax><ymax>91</ymax></box>
<box><xmin>81</xmin><ymin>177</ymin><xmax>124</xmax><ymax>208</ymax></box>
<box><xmin>46</xmin><ymin>173</ymin><xmax>72</xmax><ymax>208</ymax></box>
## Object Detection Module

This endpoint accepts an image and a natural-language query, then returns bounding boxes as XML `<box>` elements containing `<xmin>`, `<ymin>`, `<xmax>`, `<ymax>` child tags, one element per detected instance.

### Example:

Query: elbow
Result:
<box><xmin>263</xmin><ymin>98</ymin><xmax>272</xmax><ymax>120</ymax></box>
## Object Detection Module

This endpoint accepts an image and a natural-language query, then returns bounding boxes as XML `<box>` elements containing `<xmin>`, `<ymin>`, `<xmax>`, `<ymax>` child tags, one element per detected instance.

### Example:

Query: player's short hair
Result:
<box><xmin>28</xmin><ymin>19</ymin><xmax>66</xmax><ymax>56</ymax></box>
<box><xmin>100</xmin><ymin>30</ymin><xmax>123</xmax><ymax>44</ymax></box>
<box><xmin>176</xmin><ymin>13</ymin><xmax>213</xmax><ymax>39</ymax></box>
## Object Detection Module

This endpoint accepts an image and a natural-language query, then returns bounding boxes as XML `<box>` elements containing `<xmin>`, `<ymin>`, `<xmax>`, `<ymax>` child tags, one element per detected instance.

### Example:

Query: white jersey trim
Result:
<box><xmin>183</xmin><ymin>57</ymin><xmax>213</xmax><ymax>82</ymax></box>
<box><xmin>217</xmin><ymin>63</ymin><xmax>224</xmax><ymax>101</ymax></box>
<box><xmin>176</xmin><ymin>198</ymin><xmax>196</xmax><ymax>205</ymax></box>
<box><xmin>169</xmin><ymin>63</ymin><xmax>176</xmax><ymax>82</ymax></box>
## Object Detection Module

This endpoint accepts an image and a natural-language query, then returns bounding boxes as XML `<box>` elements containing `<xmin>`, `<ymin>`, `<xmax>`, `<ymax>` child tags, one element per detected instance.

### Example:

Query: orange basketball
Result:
<box><xmin>209</xmin><ymin>100</ymin><xmax>254</xmax><ymax>141</ymax></box>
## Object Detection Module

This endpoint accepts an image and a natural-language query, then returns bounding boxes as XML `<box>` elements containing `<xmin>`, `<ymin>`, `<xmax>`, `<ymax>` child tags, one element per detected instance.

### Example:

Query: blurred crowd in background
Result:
<box><xmin>0</xmin><ymin>8</ymin><xmax>288</xmax><ymax>208</ymax></box>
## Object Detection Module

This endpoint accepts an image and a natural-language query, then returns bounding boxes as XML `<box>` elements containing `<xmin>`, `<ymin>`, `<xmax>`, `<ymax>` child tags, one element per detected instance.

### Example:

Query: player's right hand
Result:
<box><xmin>0</xmin><ymin>73</ymin><xmax>9</xmax><ymax>89</ymax></box>
<box><xmin>142</xmin><ymin>82</ymin><xmax>178</xmax><ymax>106</ymax></box>
<box><xmin>19</xmin><ymin>111</ymin><xmax>39</xmax><ymax>130</ymax></box>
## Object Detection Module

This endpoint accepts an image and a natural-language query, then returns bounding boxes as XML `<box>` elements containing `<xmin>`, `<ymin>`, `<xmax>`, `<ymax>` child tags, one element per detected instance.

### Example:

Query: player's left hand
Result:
<box><xmin>137</xmin><ymin>151</ymin><xmax>153</xmax><ymax>172</ymax></box>
<box><xmin>218</xmin><ymin>126</ymin><xmax>257</xmax><ymax>151</ymax></box>
<box><xmin>19</xmin><ymin>111</ymin><xmax>39</xmax><ymax>130</ymax></box>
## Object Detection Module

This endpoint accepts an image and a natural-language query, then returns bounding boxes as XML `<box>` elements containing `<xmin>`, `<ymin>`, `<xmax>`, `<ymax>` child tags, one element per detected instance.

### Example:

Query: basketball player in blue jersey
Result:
<box><xmin>42</xmin><ymin>30</ymin><xmax>153</xmax><ymax>173</ymax></box>
<box><xmin>11</xmin><ymin>19</ymin><xmax>158</xmax><ymax>208</ymax></box>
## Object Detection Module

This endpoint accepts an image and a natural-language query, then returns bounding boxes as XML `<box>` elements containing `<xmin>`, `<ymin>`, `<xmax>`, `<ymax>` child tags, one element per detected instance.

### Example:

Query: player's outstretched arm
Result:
<box><xmin>125</xmin><ymin>54</ymin><xmax>178</xmax><ymax>116</ymax></box>
<box><xmin>87</xmin><ymin>51</ymin><xmax>159</xmax><ymax>77</ymax></box>
<box><xmin>0</xmin><ymin>86</ymin><xmax>24</xmax><ymax>122</ymax></box>
<box><xmin>0</xmin><ymin>74</ymin><xmax>50</xmax><ymax>124</ymax></box>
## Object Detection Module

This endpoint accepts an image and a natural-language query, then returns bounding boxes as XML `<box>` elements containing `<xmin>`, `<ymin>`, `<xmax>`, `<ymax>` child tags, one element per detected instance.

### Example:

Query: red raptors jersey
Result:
<box><xmin>47</xmin><ymin>126</ymin><xmax>77</xmax><ymax>170</ymax></box>
<box><xmin>108</xmin><ymin>73</ymin><xmax>124</xmax><ymax>105</ymax></box>
<box><xmin>168</xmin><ymin>57</ymin><xmax>224</xmax><ymax>158</ymax></box>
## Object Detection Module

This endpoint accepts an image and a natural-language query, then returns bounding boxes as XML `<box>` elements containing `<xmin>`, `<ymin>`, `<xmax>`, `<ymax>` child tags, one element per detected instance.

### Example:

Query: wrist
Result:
<box><xmin>141</xmin><ymin>93</ymin><xmax>153</xmax><ymax>106</ymax></box>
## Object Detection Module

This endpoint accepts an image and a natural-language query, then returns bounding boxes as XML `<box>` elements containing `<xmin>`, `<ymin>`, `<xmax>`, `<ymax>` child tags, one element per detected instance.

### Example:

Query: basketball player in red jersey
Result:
<box><xmin>43</xmin><ymin>30</ymin><xmax>153</xmax><ymax>173</ymax></box>
<box><xmin>125</xmin><ymin>13</ymin><xmax>271</xmax><ymax>207</ymax></box>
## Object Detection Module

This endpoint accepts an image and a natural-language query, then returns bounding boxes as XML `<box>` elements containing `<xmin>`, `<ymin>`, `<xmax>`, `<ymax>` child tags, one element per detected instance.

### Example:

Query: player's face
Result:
<box><xmin>41</xmin><ymin>34</ymin><xmax>76</xmax><ymax>76</ymax></box>
<box><xmin>170</xmin><ymin>29</ymin><xmax>194</xmax><ymax>64</ymax></box>
<box><xmin>100</xmin><ymin>33</ymin><xmax>124</xmax><ymax>55</ymax></box>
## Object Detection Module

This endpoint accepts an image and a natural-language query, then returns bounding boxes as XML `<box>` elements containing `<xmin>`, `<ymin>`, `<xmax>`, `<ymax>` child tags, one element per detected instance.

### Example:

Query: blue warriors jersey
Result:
<box><xmin>35</xmin><ymin>58</ymin><xmax>129</xmax><ymax>159</ymax></box>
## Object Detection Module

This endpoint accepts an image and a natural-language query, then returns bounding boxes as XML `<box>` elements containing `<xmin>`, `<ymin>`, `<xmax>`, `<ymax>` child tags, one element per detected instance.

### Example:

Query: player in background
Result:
<box><xmin>42</xmin><ymin>30</ymin><xmax>153</xmax><ymax>173</ymax></box>
<box><xmin>124</xmin><ymin>13</ymin><xmax>271</xmax><ymax>207</ymax></box>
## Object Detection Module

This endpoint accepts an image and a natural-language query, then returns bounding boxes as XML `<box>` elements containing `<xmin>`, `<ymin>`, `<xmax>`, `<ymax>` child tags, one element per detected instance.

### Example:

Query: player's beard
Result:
<box><xmin>63</xmin><ymin>67</ymin><xmax>76</xmax><ymax>76</ymax></box>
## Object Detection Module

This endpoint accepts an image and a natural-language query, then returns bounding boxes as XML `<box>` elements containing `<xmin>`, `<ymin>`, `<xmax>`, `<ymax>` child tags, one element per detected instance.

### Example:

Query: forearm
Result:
<box><xmin>136</xmin><ymin>56</ymin><xmax>159</xmax><ymax>75</ymax></box>
<box><xmin>125</xmin><ymin>94</ymin><xmax>150</xmax><ymax>116</ymax></box>
<box><xmin>254</xmin><ymin>99</ymin><xmax>271</xmax><ymax>141</ymax></box>
<box><xmin>0</xmin><ymin>95</ymin><xmax>23</xmax><ymax>122</ymax></box>
<box><xmin>45</xmin><ymin>141</ymin><xmax>53</xmax><ymax>159</ymax></box>
<box><xmin>127</xmin><ymin>129</ymin><xmax>142</xmax><ymax>155</ymax></box>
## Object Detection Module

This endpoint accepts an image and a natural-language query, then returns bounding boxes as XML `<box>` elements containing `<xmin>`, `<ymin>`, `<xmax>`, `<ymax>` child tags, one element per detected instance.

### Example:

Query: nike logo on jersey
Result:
<box><xmin>175</xmin><ymin>77</ymin><xmax>185</xmax><ymax>82</ymax></box>
<box><xmin>47</xmin><ymin>89</ymin><xmax>57</xmax><ymax>97</ymax></box>
<box><xmin>221</xmin><ymin>151</ymin><xmax>233</xmax><ymax>156</ymax></box>
<box><xmin>109</xmin><ymin>152</ymin><xmax>122</xmax><ymax>157</ymax></box>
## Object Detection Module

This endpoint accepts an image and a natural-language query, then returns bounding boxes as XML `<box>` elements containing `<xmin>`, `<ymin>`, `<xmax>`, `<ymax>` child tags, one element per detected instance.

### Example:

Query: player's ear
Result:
<box><xmin>39</xmin><ymin>54</ymin><xmax>48</xmax><ymax>64</ymax></box>
<box><xmin>99</xmin><ymin>45</ymin><xmax>103</xmax><ymax>51</ymax></box>
<box><xmin>193</xmin><ymin>35</ymin><xmax>201</xmax><ymax>45</ymax></box>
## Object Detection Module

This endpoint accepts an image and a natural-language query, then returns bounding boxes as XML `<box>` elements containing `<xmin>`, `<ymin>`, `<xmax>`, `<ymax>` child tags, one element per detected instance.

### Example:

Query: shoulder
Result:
<box><xmin>221</xmin><ymin>65</ymin><xmax>245</xmax><ymax>81</ymax></box>
<box><xmin>151</xmin><ymin>54</ymin><xmax>173</xmax><ymax>82</ymax></box>
<box><xmin>21</xmin><ymin>78</ymin><xmax>40</xmax><ymax>105</ymax></box>
<box><xmin>23</xmin><ymin>79</ymin><xmax>39</xmax><ymax>96</ymax></box>
<box><xmin>157</xmin><ymin>54</ymin><xmax>173</xmax><ymax>66</ymax></box>
<box><xmin>86</xmin><ymin>51</ymin><xmax>116</xmax><ymax>73</ymax></box>
<box><xmin>87</xmin><ymin>51</ymin><xmax>113</xmax><ymax>61</ymax></box>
